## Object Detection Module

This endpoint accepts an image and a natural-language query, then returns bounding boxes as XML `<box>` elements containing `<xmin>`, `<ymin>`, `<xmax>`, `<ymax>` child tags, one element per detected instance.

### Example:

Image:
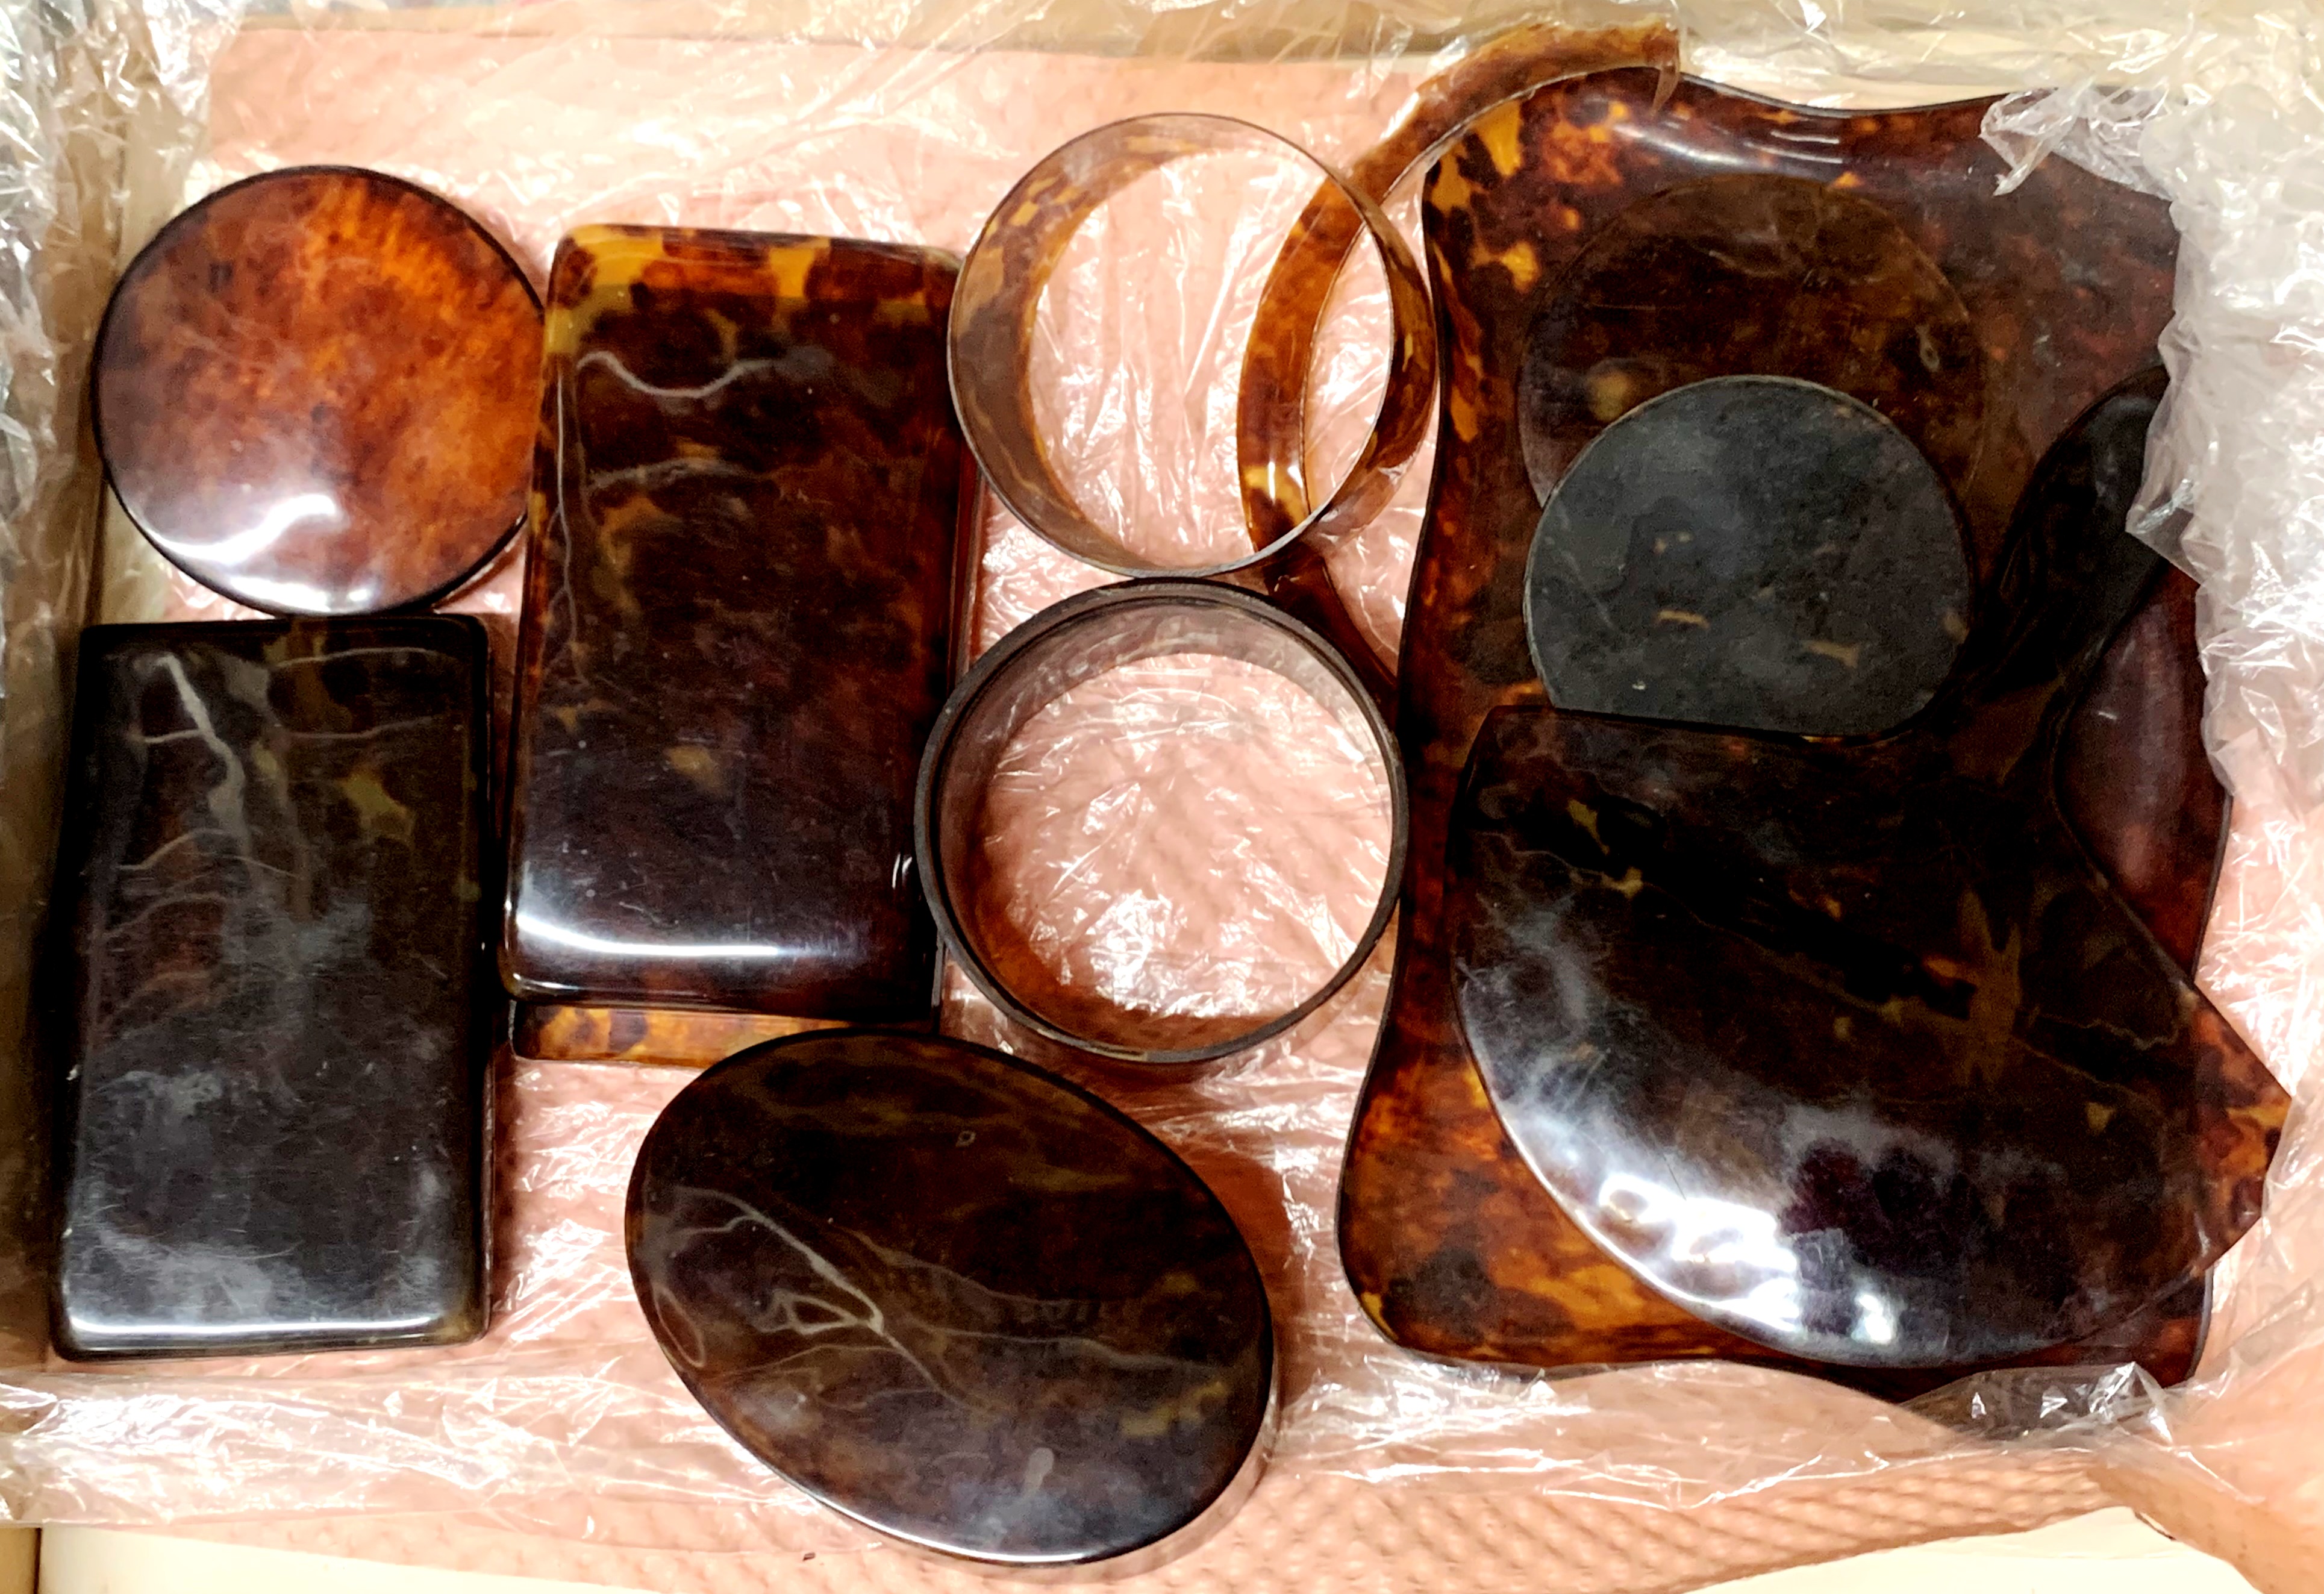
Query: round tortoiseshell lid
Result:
<box><xmin>625</xmin><ymin>1030</ymin><xmax>1273</xmax><ymax>1566</ymax></box>
<box><xmin>93</xmin><ymin>167</ymin><xmax>541</xmax><ymax>616</ymax></box>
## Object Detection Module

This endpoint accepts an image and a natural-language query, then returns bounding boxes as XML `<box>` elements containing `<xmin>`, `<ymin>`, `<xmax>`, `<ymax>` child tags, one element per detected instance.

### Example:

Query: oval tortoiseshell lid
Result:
<box><xmin>626</xmin><ymin>1030</ymin><xmax>1273</xmax><ymax>1566</ymax></box>
<box><xmin>93</xmin><ymin>166</ymin><xmax>541</xmax><ymax>616</ymax></box>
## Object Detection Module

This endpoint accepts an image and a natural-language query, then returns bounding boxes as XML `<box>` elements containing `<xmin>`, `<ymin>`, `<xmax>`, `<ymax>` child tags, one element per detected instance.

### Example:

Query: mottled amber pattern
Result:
<box><xmin>93</xmin><ymin>167</ymin><xmax>540</xmax><ymax>616</ymax></box>
<box><xmin>48</xmin><ymin>618</ymin><xmax>492</xmax><ymax>1358</ymax></box>
<box><xmin>513</xmin><ymin>1002</ymin><xmax>839</xmax><ymax>1066</ymax></box>
<box><xmin>1338</xmin><ymin>71</ymin><xmax>2259</xmax><ymax>1393</ymax></box>
<box><xmin>1452</xmin><ymin>375</ymin><xmax>2279</xmax><ymax>1369</ymax></box>
<box><xmin>502</xmin><ymin>226</ymin><xmax>970</xmax><ymax>1019</ymax></box>
<box><xmin>1517</xmin><ymin>175</ymin><xmax>1985</xmax><ymax>495</ymax></box>
<box><xmin>1234</xmin><ymin>23</ymin><xmax>1679</xmax><ymax>699</ymax></box>
<box><xmin>626</xmin><ymin>1031</ymin><xmax>1270</xmax><ymax>1563</ymax></box>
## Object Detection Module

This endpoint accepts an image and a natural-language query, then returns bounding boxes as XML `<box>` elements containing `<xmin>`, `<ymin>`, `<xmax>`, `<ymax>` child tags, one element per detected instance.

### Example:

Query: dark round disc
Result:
<box><xmin>1518</xmin><ymin>172</ymin><xmax>1984</xmax><ymax>499</ymax></box>
<box><xmin>93</xmin><ymin>167</ymin><xmax>542</xmax><ymax>616</ymax></box>
<box><xmin>625</xmin><ymin>1030</ymin><xmax>1272</xmax><ymax>1566</ymax></box>
<box><xmin>1523</xmin><ymin>375</ymin><xmax>1970</xmax><ymax>737</ymax></box>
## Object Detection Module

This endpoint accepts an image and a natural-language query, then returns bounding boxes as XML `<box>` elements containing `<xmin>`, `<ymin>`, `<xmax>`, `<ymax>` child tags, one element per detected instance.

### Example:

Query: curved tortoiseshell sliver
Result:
<box><xmin>502</xmin><ymin>227</ymin><xmax>972</xmax><ymax>1019</ymax></box>
<box><xmin>1231</xmin><ymin>22</ymin><xmax>1680</xmax><ymax>699</ymax></box>
<box><xmin>511</xmin><ymin>1003</ymin><xmax>840</xmax><ymax>1067</ymax></box>
<box><xmin>1338</xmin><ymin>70</ymin><xmax>2251</xmax><ymax>1395</ymax></box>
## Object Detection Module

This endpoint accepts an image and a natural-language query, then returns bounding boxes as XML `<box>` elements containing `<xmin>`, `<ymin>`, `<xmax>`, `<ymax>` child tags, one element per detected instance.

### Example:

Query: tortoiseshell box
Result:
<box><xmin>46</xmin><ymin>618</ymin><xmax>492</xmax><ymax>1360</ymax></box>
<box><xmin>501</xmin><ymin>226</ymin><xmax>973</xmax><ymax>1022</ymax></box>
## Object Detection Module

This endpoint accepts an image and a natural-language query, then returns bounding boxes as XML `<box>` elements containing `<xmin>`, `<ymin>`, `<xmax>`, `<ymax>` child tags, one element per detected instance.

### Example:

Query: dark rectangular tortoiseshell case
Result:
<box><xmin>47</xmin><ymin>618</ymin><xmax>491</xmax><ymax>1360</ymax></box>
<box><xmin>501</xmin><ymin>226</ymin><xmax>972</xmax><ymax>1022</ymax></box>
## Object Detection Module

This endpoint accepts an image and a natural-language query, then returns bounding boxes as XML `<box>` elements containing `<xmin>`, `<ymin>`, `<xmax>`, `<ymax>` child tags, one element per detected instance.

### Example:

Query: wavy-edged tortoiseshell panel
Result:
<box><xmin>1340</xmin><ymin>70</ymin><xmax>2261</xmax><ymax>1396</ymax></box>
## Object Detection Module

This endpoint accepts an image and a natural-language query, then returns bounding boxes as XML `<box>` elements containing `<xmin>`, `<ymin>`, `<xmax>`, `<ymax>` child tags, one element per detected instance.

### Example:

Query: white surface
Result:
<box><xmin>1705</xmin><ymin>1509</ymin><xmax>2263</xmax><ymax>1592</ymax></box>
<box><xmin>39</xmin><ymin>1528</ymin><xmax>610</xmax><ymax>1594</ymax></box>
<box><xmin>36</xmin><ymin>1509</ymin><xmax>2263</xmax><ymax>1593</ymax></box>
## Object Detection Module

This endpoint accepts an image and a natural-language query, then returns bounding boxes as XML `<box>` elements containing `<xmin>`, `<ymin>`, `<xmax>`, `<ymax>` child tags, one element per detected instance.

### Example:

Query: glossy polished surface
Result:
<box><xmin>1232</xmin><ymin>22</ymin><xmax>1678</xmax><ymax>702</ymax></box>
<box><xmin>1517</xmin><ymin>173</ymin><xmax>1985</xmax><ymax>497</ymax></box>
<box><xmin>1525</xmin><ymin>376</ymin><xmax>1969</xmax><ymax>736</ymax></box>
<box><xmin>1338</xmin><ymin>70</ymin><xmax>2233</xmax><ymax>1392</ymax></box>
<box><xmin>916</xmin><ymin>581</ymin><xmax>1406</xmax><ymax>1064</ymax></box>
<box><xmin>1452</xmin><ymin>377</ymin><xmax>2283</xmax><ymax>1367</ymax></box>
<box><xmin>513</xmin><ymin>1002</ymin><xmax>836</xmax><ymax>1067</ymax></box>
<box><xmin>504</xmin><ymin>227</ymin><xmax>969</xmax><ymax>1018</ymax></box>
<box><xmin>951</xmin><ymin>115</ymin><xmax>1434</xmax><ymax>590</ymax></box>
<box><xmin>93</xmin><ymin>167</ymin><xmax>541</xmax><ymax>615</ymax></box>
<box><xmin>2059</xmin><ymin>537</ymin><xmax>2226</xmax><ymax>967</ymax></box>
<box><xmin>626</xmin><ymin>1031</ymin><xmax>1272</xmax><ymax>1564</ymax></box>
<box><xmin>48</xmin><ymin>618</ymin><xmax>491</xmax><ymax>1360</ymax></box>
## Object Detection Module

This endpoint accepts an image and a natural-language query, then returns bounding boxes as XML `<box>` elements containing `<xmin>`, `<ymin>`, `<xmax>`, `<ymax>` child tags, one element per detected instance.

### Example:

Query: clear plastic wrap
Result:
<box><xmin>4</xmin><ymin>1</ymin><xmax>2324</xmax><ymax>1589</ymax></box>
<box><xmin>0</xmin><ymin>0</ymin><xmax>243</xmax><ymax>1366</ymax></box>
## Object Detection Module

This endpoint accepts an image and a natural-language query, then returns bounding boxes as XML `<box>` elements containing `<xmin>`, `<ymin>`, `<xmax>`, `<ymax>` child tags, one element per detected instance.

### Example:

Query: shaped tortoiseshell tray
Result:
<box><xmin>46</xmin><ymin>618</ymin><xmax>492</xmax><ymax>1358</ymax></box>
<box><xmin>1333</xmin><ymin>69</ymin><xmax>2286</xmax><ymax>1393</ymax></box>
<box><xmin>502</xmin><ymin>226</ymin><xmax>973</xmax><ymax>1024</ymax></box>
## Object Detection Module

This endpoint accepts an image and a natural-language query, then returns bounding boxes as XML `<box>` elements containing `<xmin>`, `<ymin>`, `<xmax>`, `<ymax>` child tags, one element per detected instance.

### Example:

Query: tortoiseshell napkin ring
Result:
<box><xmin>949</xmin><ymin>114</ymin><xmax>1437</xmax><ymax>580</ymax></box>
<box><xmin>916</xmin><ymin>581</ymin><xmax>1408</xmax><ymax>1065</ymax></box>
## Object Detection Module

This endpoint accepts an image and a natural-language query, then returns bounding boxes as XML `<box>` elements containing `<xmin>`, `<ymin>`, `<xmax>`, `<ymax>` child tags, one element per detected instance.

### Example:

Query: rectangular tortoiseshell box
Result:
<box><xmin>501</xmin><ymin>226</ymin><xmax>972</xmax><ymax>1020</ymax></box>
<box><xmin>46</xmin><ymin>618</ymin><xmax>491</xmax><ymax>1360</ymax></box>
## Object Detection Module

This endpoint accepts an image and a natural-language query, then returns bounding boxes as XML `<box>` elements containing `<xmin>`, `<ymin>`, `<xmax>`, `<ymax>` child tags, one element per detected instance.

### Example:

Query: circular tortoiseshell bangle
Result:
<box><xmin>948</xmin><ymin>114</ymin><xmax>1436</xmax><ymax>583</ymax></box>
<box><xmin>916</xmin><ymin>580</ymin><xmax>1408</xmax><ymax>1067</ymax></box>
